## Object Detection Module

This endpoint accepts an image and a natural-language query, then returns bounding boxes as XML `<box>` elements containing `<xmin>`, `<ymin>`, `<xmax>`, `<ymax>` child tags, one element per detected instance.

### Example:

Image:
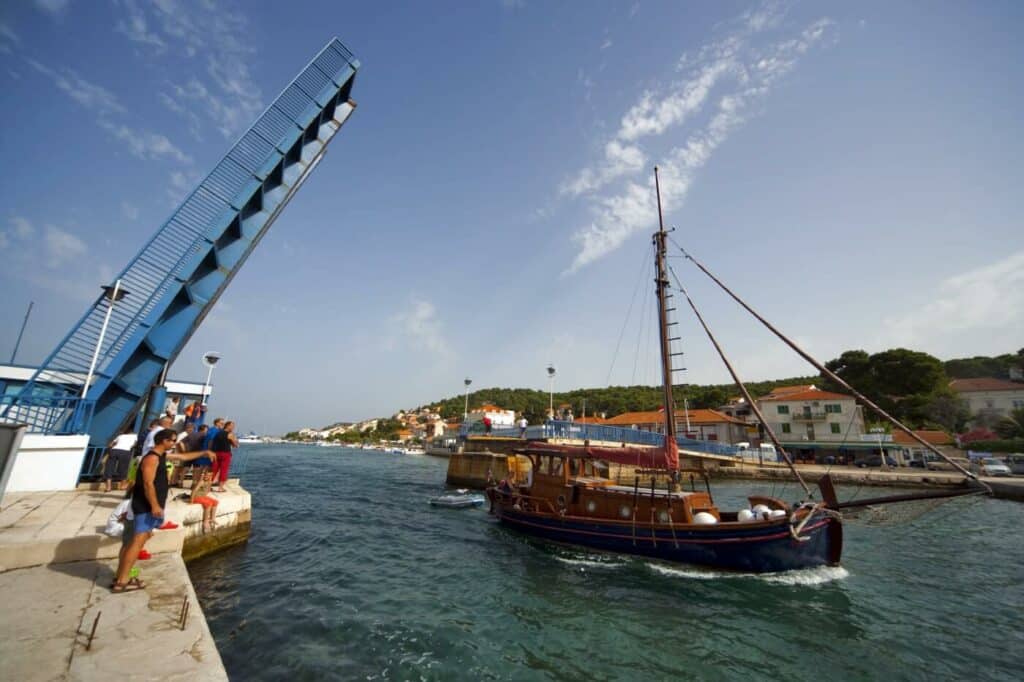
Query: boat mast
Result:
<box><xmin>653</xmin><ymin>168</ymin><xmax>678</xmax><ymax>451</ymax></box>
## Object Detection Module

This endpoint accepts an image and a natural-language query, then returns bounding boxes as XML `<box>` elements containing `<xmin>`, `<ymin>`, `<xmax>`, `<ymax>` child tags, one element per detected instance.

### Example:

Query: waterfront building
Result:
<box><xmin>755</xmin><ymin>385</ymin><xmax>870</xmax><ymax>463</ymax></box>
<box><xmin>950</xmin><ymin>378</ymin><xmax>1024</xmax><ymax>426</ymax></box>
<box><xmin>464</xmin><ymin>404</ymin><xmax>516</xmax><ymax>429</ymax></box>
<box><xmin>891</xmin><ymin>429</ymin><xmax>957</xmax><ymax>465</ymax></box>
<box><xmin>600</xmin><ymin>408</ymin><xmax>748</xmax><ymax>444</ymax></box>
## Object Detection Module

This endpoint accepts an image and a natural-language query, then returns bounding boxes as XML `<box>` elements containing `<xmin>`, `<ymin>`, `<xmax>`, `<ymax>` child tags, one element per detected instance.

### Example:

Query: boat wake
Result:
<box><xmin>554</xmin><ymin>555</ymin><xmax>627</xmax><ymax>570</ymax></box>
<box><xmin>647</xmin><ymin>562</ymin><xmax>849</xmax><ymax>585</ymax></box>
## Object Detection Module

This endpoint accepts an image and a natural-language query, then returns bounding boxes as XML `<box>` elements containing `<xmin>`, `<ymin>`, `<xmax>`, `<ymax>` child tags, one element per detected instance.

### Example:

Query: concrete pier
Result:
<box><xmin>0</xmin><ymin>481</ymin><xmax>251</xmax><ymax>680</ymax></box>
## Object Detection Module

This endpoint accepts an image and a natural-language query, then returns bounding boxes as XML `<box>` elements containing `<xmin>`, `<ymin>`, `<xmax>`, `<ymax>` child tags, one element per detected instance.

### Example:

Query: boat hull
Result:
<box><xmin>490</xmin><ymin>504</ymin><xmax>841</xmax><ymax>573</ymax></box>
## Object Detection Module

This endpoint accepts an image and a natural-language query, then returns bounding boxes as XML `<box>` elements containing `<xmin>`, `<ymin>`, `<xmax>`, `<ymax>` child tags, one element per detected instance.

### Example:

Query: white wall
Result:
<box><xmin>3</xmin><ymin>434</ymin><xmax>89</xmax><ymax>492</ymax></box>
<box><xmin>960</xmin><ymin>389</ymin><xmax>1024</xmax><ymax>416</ymax></box>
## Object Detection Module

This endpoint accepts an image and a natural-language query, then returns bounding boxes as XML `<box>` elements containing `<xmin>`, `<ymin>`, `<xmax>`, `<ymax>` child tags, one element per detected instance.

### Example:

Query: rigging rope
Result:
<box><xmin>607</xmin><ymin>244</ymin><xmax>654</xmax><ymax>386</ymax></box>
<box><xmin>666</xmin><ymin>266</ymin><xmax>812</xmax><ymax>498</ymax></box>
<box><xmin>671</xmin><ymin>239</ymin><xmax>989</xmax><ymax>493</ymax></box>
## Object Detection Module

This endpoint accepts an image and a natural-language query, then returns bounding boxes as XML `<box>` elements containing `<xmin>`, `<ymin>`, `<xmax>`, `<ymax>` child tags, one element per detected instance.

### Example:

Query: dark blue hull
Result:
<box><xmin>493</xmin><ymin>506</ymin><xmax>842</xmax><ymax>573</ymax></box>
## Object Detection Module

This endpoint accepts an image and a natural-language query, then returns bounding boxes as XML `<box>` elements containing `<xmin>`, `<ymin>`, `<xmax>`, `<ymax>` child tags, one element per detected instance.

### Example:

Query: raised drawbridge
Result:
<box><xmin>0</xmin><ymin>38</ymin><xmax>359</xmax><ymax>454</ymax></box>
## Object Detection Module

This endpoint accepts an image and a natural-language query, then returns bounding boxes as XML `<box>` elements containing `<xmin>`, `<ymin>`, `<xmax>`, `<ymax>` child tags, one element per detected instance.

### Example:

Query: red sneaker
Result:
<box><xmin>158</xmin><ymin>521</ymin><xmax>179</xmax><ymax>530</ymax></box>
<box><xmin>138</xmin><ymin>549</ymin><xmax>152</xmax><ymax>560</ymax></box>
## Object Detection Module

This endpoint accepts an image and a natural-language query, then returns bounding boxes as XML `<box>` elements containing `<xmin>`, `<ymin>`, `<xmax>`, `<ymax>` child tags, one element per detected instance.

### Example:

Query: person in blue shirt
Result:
<box><xmin>202</xmin><ymin>417</ymin><xmax>224</xmax><ymax>450</ymax></box>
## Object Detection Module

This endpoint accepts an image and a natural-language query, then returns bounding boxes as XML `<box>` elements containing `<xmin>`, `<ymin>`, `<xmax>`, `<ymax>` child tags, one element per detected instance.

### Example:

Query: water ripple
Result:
<box><xmin>189</xmin><ymin>445</ymin><xmax>1024</xmax><ymax>681</ymax></box>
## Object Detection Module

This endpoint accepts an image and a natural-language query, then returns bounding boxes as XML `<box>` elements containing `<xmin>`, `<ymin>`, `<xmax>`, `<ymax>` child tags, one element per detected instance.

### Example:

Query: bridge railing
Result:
<box><xmin>461</xmin><ymin>420</ymin><xmax>743</xmax><ymax>456</ymax></box>
<box><xmin>0</xmin><ymin>394</ymin><xmax>94</xmax><ymax>435</ymax></box>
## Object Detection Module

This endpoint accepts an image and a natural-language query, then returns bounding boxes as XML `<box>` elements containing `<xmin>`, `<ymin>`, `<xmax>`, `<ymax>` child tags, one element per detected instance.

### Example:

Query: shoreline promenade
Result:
<box><xmin>0</xmin><ymin>482</ymin><xmax>250</xmax><ymax>680</ymax></box>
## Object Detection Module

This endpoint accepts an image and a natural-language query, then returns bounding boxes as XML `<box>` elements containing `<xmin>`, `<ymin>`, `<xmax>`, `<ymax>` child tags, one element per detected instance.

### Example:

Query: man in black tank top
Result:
<box><xmin>112</xmin><ymin>428</ymin><xmax>216</xmax><ymax>592</ymax></box>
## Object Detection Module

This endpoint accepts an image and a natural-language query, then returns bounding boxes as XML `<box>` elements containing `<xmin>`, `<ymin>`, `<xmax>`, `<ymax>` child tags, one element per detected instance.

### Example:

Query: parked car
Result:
<box><xmin>856</xmin><ymin>454</ymin><xmax>897</xmax><ymax>468</ymax></box>
<box><xmin>1004</xmin><ymin>454</ymin><xmax>1024</xmax><ymax>475</ymax></box>
<box><xmin>972</xmin><ymin>457</ymin><xmax>1012</xmax><ymax>477</ymax></box>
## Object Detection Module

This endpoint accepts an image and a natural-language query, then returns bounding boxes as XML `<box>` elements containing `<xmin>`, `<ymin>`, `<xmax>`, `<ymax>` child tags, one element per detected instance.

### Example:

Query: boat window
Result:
<box><xmin>583</xmin><ymin>460</ymin><xmax>594</xmax><ymax>477</ymax></box>
<box><xmin>569</xmin><ymin>459</ymin><xmax>579</xmax><ymax>476</ymax></box>
<box><xmin>551</xmin><ymin>458</ymin><xmax>563</xmax><ymax>476</ymax></box>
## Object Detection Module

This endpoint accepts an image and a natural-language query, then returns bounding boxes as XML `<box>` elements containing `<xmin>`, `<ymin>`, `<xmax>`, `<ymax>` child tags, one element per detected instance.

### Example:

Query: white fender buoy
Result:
<box><xmin>693</xmin><ymin>511</ymin><xmax>718</xmax><ymax>525</ymax></box>
<box><xmin>768</xmin><ymin>509</ymin><xmax>787</xmax><ymax>519</ymax></box>
<box><xmin>737</xmin><ymin>509</ymin><xmax>756</xmax><ymax>523</ymax></box>
<box><xmin>752</xmin><ymin>504</ymin><xmax>771</xmax><ymax>515</ymax></box>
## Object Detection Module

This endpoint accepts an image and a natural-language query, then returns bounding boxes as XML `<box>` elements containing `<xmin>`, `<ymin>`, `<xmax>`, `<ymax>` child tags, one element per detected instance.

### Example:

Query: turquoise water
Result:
<box><xmin>188</xmin><ymin>445</ymin><xmax>1023</xmax><ymax>680</ymax></box>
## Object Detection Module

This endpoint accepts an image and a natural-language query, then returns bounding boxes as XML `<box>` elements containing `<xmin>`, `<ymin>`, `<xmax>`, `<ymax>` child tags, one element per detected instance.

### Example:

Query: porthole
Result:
<box><xmin>620</xmin><ymin>505</ymin><xmax>632</xmax><ymax>519</ymax></box>
<box><xmin>586</xmin><ymin>500</ymin><xmax>597</xmax><ymax>513</ymax></box>
<box><xmin>659</xmin><ymin>511</ymin><xmax>670</xmax><ymax>523</ymax></box>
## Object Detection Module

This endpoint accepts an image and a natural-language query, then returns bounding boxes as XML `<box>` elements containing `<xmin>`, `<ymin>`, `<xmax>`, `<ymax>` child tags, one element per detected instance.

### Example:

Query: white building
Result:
<box><xmin>752</xmin><ymin>385</ymin><xmax>873</xmax><ymax>463</ymax></box>
<box><xmin>464</xmin><ymin>404</ymin><xmax>516</xmax><ymax>428</ymax></box>
<box><xmin>950</xmin><ymin>378</ymin><xmax>1024</xmax><ymax>426</ymax></box>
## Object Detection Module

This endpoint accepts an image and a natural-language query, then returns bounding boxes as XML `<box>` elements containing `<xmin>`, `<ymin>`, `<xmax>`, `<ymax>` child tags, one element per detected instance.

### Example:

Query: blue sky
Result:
<box><xmin>1</xmin><ymin>0</ymin><xmax>1022</xmax><ymax>433</ymax></box>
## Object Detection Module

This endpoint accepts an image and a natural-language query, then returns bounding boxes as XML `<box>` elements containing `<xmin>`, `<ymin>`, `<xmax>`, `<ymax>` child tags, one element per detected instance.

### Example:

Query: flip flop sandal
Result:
<box><xmin>111</xmin><ymin>581</ymin><xmax>145</xmax><ymax>593</ymax></box>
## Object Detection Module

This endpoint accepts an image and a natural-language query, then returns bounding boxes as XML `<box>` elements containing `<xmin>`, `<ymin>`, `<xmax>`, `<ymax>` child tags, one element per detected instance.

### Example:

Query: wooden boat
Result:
<box><xmin>485</xmin><ymin>167</ymin><xmax>986</xmax><ymax>574</ymax></box>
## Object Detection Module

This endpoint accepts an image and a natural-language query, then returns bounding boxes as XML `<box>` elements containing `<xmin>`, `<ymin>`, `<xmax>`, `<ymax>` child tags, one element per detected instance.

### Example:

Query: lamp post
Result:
<box><xmin>547</xmin><ymin>364</ymin><xmax>556</xmax><ymax>419</ymax></box>
<box><xmin>201</xmin><ymin>351</ymin><xmax>221</xmax><ymax>407</ymax></box>
<box><xmin>463</xmin><ymin>377</ymin><xmax>472</xmax><ymax>422</ymax></box>
<box><xmin>82</xmin><ymin>280</ymin><xmax>129</xmax><ymax>398</ymax></box>
<box><xmin>871</xmin><ymin>426</ymin><xmax>887</xmax><ymax>470</ymax></box>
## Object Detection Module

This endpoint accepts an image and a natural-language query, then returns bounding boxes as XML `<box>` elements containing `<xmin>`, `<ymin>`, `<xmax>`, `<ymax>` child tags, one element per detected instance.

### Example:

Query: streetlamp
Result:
<box><xmin>547</xmin><ymin>364</ymin><xmax>556</xmax><ymax>419</ymax></box>
<box><xmin>870</xmin><ymin>426</ymin><xmax>888</xmax><ymax>470</ymax></box>
<box><xmin>463</xmin><ymin>377</ymin><xmax>472</xmax><ymax>422</ymax></box>
<box><xmin>82</xmin><ymin>280</ymin><xmax>129</xmax><ymax>398</ymax></box>
<box><xmin>201</xmin><ymin>351</ymin><xmax>221</xmax><ymax>407</ymax></box>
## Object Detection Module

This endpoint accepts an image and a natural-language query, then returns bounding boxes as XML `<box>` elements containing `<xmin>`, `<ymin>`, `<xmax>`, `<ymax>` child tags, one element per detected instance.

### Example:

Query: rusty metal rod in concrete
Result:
<box><xmin>86</xmin><ymin>611</ymin><xmax>101</xmax><ymax>651</ymax></box>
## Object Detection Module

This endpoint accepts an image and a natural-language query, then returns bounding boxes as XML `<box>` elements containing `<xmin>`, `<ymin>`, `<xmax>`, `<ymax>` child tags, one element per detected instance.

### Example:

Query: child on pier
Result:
<box><xmin>191</xmin><ymin>469</ymin><xmax>220</xmax><ymax>533</ymax></box>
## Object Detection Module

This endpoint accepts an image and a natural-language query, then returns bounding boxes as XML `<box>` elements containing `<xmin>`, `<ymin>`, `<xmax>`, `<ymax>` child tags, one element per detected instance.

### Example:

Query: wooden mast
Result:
<box><xmin>653</xmin><ymin>167</ymin><xmax>679</xmax><ymax>469</ymax></box>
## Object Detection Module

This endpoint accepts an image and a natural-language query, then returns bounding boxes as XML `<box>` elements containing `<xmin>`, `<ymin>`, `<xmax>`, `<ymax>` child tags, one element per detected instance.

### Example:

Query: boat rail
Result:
<box><xmin>462</xmin><ymin>420</ymin><xmax>745</xmax><ymax>457</ymax></box>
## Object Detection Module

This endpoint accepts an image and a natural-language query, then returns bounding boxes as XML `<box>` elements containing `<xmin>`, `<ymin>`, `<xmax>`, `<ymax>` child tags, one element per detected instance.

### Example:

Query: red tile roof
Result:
<box><xmin>575</xmin><ymin>416</ymin><xmax>606</xmax><ymax>424</ymax></box>
<box><xmin>765</xmin><ymin>384</ymin><xmax>816</xmax><ymax>396</ymax></box>
<box><xmin>602</xmin><ymin>408</ymin><xmax>746</xmax><ymax>426</ymax></box>
<box><xmin>891</xmin><ymin>430</ymin><xmax>952</xmax><ymax>446</ymax></box>
<box><xmin>950</xmin><ymin>378</ymin><xmax>1024</xmax><ymax>393</ymax></box>
<box><xmin>758</xmin><ymin>388</ymin><xmax>853</xmax><ymax>402</ymax></box>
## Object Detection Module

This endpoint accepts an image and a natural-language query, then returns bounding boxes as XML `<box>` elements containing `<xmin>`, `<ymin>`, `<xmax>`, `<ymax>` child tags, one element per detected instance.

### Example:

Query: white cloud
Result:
<box><xmin>601</xmin><ymin>38</ymin><xmax>613</xmax><ymax>51</ymax></box>
<box><xmin>392</xmin><ymin>298</ymin><xmax>451</xmax><ymax>357</ymax></box>
<box><xmin>885</xmin><ymin>251</ymin><xmax>1024</xmax><ymax>346</ymax></box>
<box><xmin>0</xmin><ymin>216</ymin><xmax>35</xmax><ymax>250</ymax></box>
<box><xmin>26</xmin><ymin>59</ymin><xmax>126</xmax><ymax>116</ymax></box>
<box><xmin>100</xmin><ymin>120</ymin><xmax>192</xmax><ymax>163</ymax></box>
<box><xmin>168</xmin><ymin>169</ymin><xmax>202</xmax><ymax>203</ymax></box>
<box><xmin>44</xmin><ymin>225</ymin><xmax>87</xmax><ymax>267</ymax></box>
<box><xmin>118</xmin><ymin>1</ymin><xmax>265</xmax><ymax>139</ymax></box>
<box><xmin>564</xmin><ymin>5</ymin><xmax>837</xmax><ymax>273</ymax></box>
<box><xmin>33</xmin><ymin>0</ymin><xmax>70</xmax><ymax>16</ymax></box>
<box><xmin>115</xmin><ymin>0</ymin><xmax>167</xmax><ymax>51</ymax></box>
<box><xmin>10</xmin><ymin>216</ymin><xmax>35</xmax><ymax>239</ymax></box>
<box><xmin>121</xmin><ymin>201</ymin><xmax>140</xmax><ymax>221</ymax></box>
<box><xmin>0</xmin><ymin>23</ymin><xmax>20</xmax><ymax>48</ymax></box>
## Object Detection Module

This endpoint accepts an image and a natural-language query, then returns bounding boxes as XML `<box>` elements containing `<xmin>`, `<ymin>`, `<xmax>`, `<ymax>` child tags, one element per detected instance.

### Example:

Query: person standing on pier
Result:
<box><xmin>103</xmin><ymin>427</ymin><xmax>137</xmax><ymax>492</ymax></box>
<box><xmin>211</xmin><ymin>420</ymin><xmax>238</xmax><ymax>493</ymax></box>
<box><xmin>112</xmin><ymin>429</ymin><xmax>213</xmax><ymax>592</ymax></box>
<box><xmin>518</xmin><ymin>415</ymin><xmax>528</xmax><ymax>438</ymax></box>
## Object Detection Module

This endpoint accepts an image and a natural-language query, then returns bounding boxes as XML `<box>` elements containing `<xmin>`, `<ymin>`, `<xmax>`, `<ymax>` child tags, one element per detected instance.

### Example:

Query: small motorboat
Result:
<box><xmin>430</xmin><ymin>490</ymin><xmax>486</xmax><ymax>509</ymax></box>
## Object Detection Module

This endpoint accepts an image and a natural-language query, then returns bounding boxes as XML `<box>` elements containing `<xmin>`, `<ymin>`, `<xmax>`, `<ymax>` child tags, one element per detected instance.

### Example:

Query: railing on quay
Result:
<box><xmin>0</xmin><ymin>394</ymin><xmax>95</xmax><ymax>436</ymax></box>
<box><xmin>461</xmin><ymin>420</ymin><xmax>746</xmax><ymax>456</ymax></box>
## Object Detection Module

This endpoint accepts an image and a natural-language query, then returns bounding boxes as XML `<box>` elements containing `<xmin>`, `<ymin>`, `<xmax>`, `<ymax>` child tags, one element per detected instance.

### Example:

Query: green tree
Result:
<box><xmin>821</xmin><ymin>348</ymin><xmax>947</xmax><ymax>425</ymax></box>
<box><xmin>994</xmin><ymin>408</ymin><xmax>1024</xmax><ymax>439</ymax></box>
<box><xmin>926</xmin><ymin>394</ymin><xmax>970</xmax><ymax>433</ymax></box>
